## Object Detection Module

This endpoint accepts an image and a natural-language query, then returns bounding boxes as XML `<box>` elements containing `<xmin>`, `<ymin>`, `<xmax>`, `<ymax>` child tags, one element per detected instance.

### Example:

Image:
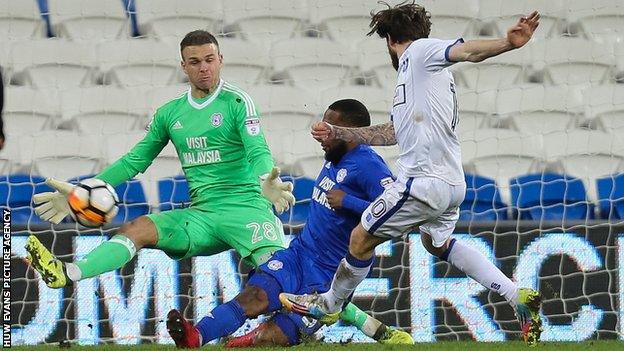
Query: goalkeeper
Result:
<box><xmin>25</xmin><ymin>30</ymin><xmax>296</xmax><ymax>288</ymax></box>
<box><xmin>25</xmin><ymin>31</ymin><xmax>407</xmax><ymax>345</ymax></box>
<box><xmin>166</xmin><ymin>99</ymin><xmax>413</xmax><ymax>348</ymax></box>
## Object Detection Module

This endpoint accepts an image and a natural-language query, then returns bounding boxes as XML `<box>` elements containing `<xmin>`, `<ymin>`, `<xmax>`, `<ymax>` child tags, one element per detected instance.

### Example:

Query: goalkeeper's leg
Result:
<box><xmin>340</xmin><ymin>303</ymin><xmax>413</xmax><ymax>344</ymax></box>
<box><xmin>26</xmin><ymin>216</ymin><xmax>159</xmax><ymax>288</ymax></box>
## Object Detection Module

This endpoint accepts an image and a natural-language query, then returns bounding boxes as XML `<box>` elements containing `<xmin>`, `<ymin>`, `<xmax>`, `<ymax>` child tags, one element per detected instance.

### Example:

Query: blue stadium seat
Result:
<box><xmin>510</xmin><ymin>173</ymin><xmax>593</xmax><ymax>221</ymax></box>
<box><xmin>596</xmin><ymin>174</ymin><xmax>624</xmax><ymax>220</ymax></box>
<box><xmin>68</xmin><ymin>175</ymin><xmax>150</xmax><ymax>223</ymax></box>
<box><xmin>278</xmin><ymin>176</ymin><xmax>315</xmax><ymax>226</ymax></box>
<box><xmin>0</xmin><ymin>175</ymin><xmax>52</xmax><ymax>225</ymax></box>
<box><xmin>158</xmin><ymin>175</ymin><xmax>190</xmax><ymax>211</ymax></box>
<box><xmin>460</xmin><ymin>174</ymin><xmax>507</xmax><ymax>221</ymax></box>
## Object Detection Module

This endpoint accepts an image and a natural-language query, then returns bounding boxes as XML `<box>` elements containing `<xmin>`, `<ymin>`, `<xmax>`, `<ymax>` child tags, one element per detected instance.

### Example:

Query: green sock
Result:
<box><xmin>339</xmin><ymin>303</ymin><xmax>385</xmax><ymax>339</ymax></box>
<box><xmin>74</xmin><ymin>234</ymin><xmax>137</xmax><ymax>280</ymax></box>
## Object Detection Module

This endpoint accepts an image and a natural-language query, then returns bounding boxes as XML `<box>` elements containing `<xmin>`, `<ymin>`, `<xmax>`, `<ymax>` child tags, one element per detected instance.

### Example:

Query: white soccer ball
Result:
<box><xmin>67</xmin><ymin>178</ymin><xmax>119</xmax><ymax>227</ymax></box>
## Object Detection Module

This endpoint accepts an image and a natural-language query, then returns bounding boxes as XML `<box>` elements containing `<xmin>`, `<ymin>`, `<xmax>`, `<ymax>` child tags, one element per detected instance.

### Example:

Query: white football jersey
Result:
<box><xmin>390</xmin><ymin>37</ymin><xmax>465</xmax><ymax>186</ymax></box>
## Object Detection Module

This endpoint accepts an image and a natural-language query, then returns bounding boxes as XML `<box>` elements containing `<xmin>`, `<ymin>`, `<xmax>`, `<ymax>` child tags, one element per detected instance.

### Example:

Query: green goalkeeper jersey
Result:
<box><xmin>96</xmin><ymin>80</ymin><xmax>274</xmax><ymax>208</ymax></box>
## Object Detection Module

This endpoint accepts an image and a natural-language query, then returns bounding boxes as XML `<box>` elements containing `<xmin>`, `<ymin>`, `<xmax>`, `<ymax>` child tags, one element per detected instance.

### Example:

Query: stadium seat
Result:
<box><xmin>278</xmin><ymin>175</ymin><xmax>315</xmax><ymax>226</ymax></box>
<box><xmin>453</xmin><ymin>48</ymin><xmax>529</xmax><ymax>90</ymax></box>
<box><xmin>291</xmin><ymin>153</ymin><xmax>325</xmax><ymax>179</ymax></box>
<box><xmin>60</xmin><ymin>87</ymin><xmax>148</xmax><ymax>134</ymax></box>
<box><xmin>3</xmin><ymin>87</ymin><xmax>57</xmax><ymax>135</ymax></box>
<box><xmin>455</xmin><ymin>90</ymin><xmax>497</xmax><ymax>137</ymax></box>
<box><xmin>615</xmin><ymin>43</ymin><xmax>624</xmax><ymax>82</ymax></box>
<box><xmin>19</xmin><ymin>131</ymin><xmax>104</xmax><ymax>181</ymax></box>
<box><xmin>460</xmin><ymin>174</ymin><xmax>507</xmax><ymax>221</ymax></box>
<box><xmin>420</xmin><ymin>0</ymin><xmax>480</xmax><ymax>39</ymax></box>
<box><xmin>97</xmin><ymin>40</ymin><xmax>179</xmax><ymax>87</ymax></box>
<box><xmin>568</xmin><ymin>0</ymin><xmax>624</xmax><ymax>44</ymax></box>
<box><xmin>596</xmin><ymin>174</ymin><xmax>624</xmax><ymax>219</ymax></box>
<box><xmin>0</xmin><ymin>174</ymin><xmax>52</xmax><ymax>225</ymax></box>
<box><xmin>496</xmin><ymin>85</ymin><xmax>583</xmax><ymax>134</ymax></box>
<box><xmin>308</xmin><ymin>0</ymin><xmax>378</xmax><ymax>45</ymax></box>
<box><xmin>223</xmin><ymin>0</ymin><xmax>307</xmax><ymax>46</ymax></box>
<box><xmin>461</xmin><ymin>128</ymin><xmax>543</xmax><ymax>204</ymax></box>
<box><xmin>48</xmin><ymin>0</ymin><xmax>131</xmax><ymax>40</ymax></box>
<box><xmin>136</xmin><ymin>0</ymin><xmax>222</xmax><ymax>41</ymax></box>
<box><xmin>356</xmin><ymin>38</ymin><xmax>396</xmax><ymax>89</ymax></box>
<box><xmin>478</xmin><ymin>0</ymin><xmax>566</xmax><ymax>38</ymax></box>
<box><xmin>320</xmin><ymin>86</ymin><xmax>392</xmax><ymax>125</ymax></box>
<box><xmin>583</xmin><ymin>84</ymin><xmax>624</xmax><ymax>132</ymax></box>
<box><xmin>68</xmin><ymin>174</ymin><xmax>150</xmax><ymax>224</ymax></box>
<box><xmin>510</xmin><ymin>173</ymin><xmax>593</xmax><ymax>221</ymax></box>
<box><xmin>529</xmin><ymin>38</ymin><xmax>614</xmax><ymax>86</ymax></box>
<box><xmin>271</xmin><ymin>38</ymin><xmax>357</xmax><ymax>92</ymax></box>
<box><xmin>10</xmin><ymin>39</ymin><xmax>97</xmax><ymax>88</ymax></box>
<box><xmin>146</xmin><ymin>85</ymin><xmax>188</xmax><ymax>116</ymax></box>
<box><xmin>0</xmin><ymin>0</ymin><xmax>46</xmax><ymax>41</ymax></box>
<box><xmin>247</xmin><ymin>84</ymin><xmax>318</xmax><ymax>168</ymax></box>
<box><xmin>218</xmin><ymin>38</ymin><xmax>271</xmax><ymax>86</ymax></box>
<box><xmin>0</xmin><ymin>140</ymin><xmax>20</xmax><ymax>175</ymax></box>
<box><xmin>544</xmin><ymin>130</ymin><xmax>624</xmax><ymax>204</ymax></box>
<box><xmin>158</xmin><ymin>175</ymin><xmax>190</xmax><ymax>211</ymax></box>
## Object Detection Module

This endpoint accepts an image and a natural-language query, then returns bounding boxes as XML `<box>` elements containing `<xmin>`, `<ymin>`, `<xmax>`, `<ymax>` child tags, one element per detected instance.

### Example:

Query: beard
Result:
<box><xmin>324</xmin><ymin>140</ymin><xmax>349</xmax><ymax>165</ymax></box>
<box><xmin>389</xmin><ymin>48</ymin><xmax>399</xmax><ymax>71</ymax></box>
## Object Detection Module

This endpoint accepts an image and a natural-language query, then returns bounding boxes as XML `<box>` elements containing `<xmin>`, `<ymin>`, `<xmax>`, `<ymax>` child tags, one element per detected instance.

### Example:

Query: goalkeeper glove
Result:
<box><xmin>33</xmin><ymin>178</ymin><xmax>75</xmax><ymax>224</ymax></box>
<box><xmin>261</xmin><ymin>167</ymin><xmax>295</xmax><ymax>215</ymax></box>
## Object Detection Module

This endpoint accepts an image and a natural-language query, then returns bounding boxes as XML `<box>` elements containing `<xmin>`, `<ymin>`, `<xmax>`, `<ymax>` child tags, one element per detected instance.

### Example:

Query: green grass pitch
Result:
<box><xmin>10</xmin><ymin>341</ymin><xmax>622</xmax><ymax>351</ymax></box>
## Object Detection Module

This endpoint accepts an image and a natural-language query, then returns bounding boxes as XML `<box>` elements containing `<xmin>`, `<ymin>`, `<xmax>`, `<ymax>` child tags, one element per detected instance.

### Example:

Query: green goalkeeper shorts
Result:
<box><xmin>146</xmin><ymin>201</ymin><xmax>286</xmax><ymax>267</ymax></box>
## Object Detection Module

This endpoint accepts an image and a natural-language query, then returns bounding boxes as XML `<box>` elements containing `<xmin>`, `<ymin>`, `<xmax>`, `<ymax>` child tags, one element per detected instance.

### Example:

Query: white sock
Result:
<box><xmin>65</xmin><ymin>262</ymin><xmax>82</xmax><ymax>282</ymax></box>
<box><xmin>445</xmin><ymin>239</ymin><xmax>519</xmax><ymax>306</ymax></box>
<box><xmin>323</xmin><ymin>256</ymin><xmax>372</xmax><ymax>313</ymax></box>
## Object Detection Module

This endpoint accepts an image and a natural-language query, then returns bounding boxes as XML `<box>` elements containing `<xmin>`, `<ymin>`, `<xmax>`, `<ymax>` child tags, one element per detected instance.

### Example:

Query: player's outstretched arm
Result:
<box><xmin>448</xmin><ymin>10</ymin><xmax>540</xmax><ymax>63</ymax></box>
<box><xmin>311</xmin><ymin>121</ymin><xmax>396</xmax><ymax>146</ymax></box>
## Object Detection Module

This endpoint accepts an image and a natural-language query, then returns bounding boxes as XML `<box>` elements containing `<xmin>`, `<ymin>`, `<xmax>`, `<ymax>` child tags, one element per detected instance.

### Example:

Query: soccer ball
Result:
<box><xmin>67</xmin><ymin>178</ymin><xmax>119</xmax><ymax>227</ymax></box>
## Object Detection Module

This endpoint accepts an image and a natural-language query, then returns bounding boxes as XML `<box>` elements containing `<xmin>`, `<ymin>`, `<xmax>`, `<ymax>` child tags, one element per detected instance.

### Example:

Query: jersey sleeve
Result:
<box><xmin>342</xmin><ymin>154</ymin><xmax>394</xmax><ymax>215</ymax></box>
<box><xmin>358</xmin><ymin>155</ymin><xmax>394</xmax><ymax>201</ymax></box>
<box><xmin>412</xmin><ymin>38</ymin><xmax>464</xmax><ymax>72</ymax></box>
<box><xmin>96</xmin><ymin>109</ymin><xmax>170</xmax><ymax>187</ymax></box>
<box><xmin>233</xmin><ymin>93</ymin><xmax>274</xmax><ymax>179</ymax></box>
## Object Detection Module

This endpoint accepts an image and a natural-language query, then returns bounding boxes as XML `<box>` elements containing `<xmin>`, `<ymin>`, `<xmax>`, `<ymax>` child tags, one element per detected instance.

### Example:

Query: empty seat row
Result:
<box><xmin>461</xmin><ymin>172</ymin><xmax>624</xmax><ymax>221</ymax></box>
<box><xmin>3</xmin><ymin>170</ymin><xmax>624</xmax><ymax>226</ymax></box>
<box><xmin>3</xmin><ymin>37</ymin><xmax>624</xmax><ymax>90</ymax></box>
<box><xmin>3</xmin><ymin>0</ymin><xmax>624</xmax><ymax>45</ymax></box>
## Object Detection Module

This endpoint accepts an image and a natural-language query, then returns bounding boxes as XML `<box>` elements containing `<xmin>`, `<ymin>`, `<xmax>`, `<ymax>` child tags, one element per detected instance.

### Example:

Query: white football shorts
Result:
<box><xmin>362</xmin><ymin>175</ymin><xmax>465</xmax><ymax>248</ymax></box>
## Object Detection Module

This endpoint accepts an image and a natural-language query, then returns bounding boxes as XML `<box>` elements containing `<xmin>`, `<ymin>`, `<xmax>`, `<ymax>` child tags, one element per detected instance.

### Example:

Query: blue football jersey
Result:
<box><xmin>290</xmin><ymin>144</ymin><xmax>394</xmax><ymax>270</ymax></box>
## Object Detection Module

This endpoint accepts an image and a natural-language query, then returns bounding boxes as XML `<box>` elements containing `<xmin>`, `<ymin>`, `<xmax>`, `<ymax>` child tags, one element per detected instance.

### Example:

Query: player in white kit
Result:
<box><xmin>281</xmin><ymin>1</ymin><xmax>543</xmax><ymax>346</ymax></box>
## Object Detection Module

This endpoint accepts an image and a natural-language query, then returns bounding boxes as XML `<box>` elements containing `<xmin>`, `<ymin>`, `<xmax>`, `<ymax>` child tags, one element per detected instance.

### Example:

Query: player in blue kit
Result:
<box><xmin>166</xmin><ymin>99</ymin><xmax>413</xmax><ymax>348</ymax></box>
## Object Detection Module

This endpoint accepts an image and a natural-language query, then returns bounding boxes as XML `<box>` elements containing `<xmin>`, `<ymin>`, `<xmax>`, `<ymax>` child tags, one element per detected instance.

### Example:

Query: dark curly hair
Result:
<box><xmin>367</xmin><ymin>1</ymin><xmax>431</xmax><ymax>43</ymax></box>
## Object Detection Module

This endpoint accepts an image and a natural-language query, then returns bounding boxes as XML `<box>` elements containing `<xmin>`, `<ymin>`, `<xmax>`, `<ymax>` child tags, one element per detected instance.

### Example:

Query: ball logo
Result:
<box><xmin>336</xmin><ymin>169</ymin><xmax>347</xmax><ymax>183</ymax></box>
<box><xmin>267</xmin><ymin>260</ymin><xmax>283</xmax><ymax>271</ymax></box>
<box><xmin>211</xmin><ymin>113</ymin><xmax>223</xmax><ymax>127</ymax></box>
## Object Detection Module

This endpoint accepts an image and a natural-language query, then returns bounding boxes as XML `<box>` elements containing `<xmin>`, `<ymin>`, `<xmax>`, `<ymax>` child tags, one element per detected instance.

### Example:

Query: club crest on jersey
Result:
<box><xmin>245</xmin><ymin>117</ymin><xmax>261</xmax><ymax>136</ymax></box>
<box><xmin>267</xmin><ymin>259</ymin><xmax>283</xmax><ymax>271</ymax></box>
<box><xmin>211</xmin><ymin>113</ymin><xmax>223</xmax><ymax>127</ymax></box>
<box><xmin>336</xmin><ymin>169</ymin><xmax>347</xmax><ymax>183</ymax></box>
<box><xmin>401</xmin><ymin>57</ymin><xmax>409</xmax><ymax>72</ymax></box>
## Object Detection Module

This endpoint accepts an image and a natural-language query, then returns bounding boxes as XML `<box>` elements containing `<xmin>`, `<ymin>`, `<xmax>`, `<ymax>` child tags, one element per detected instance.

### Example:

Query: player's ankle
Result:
<box><xmin>322</xmin><ymin>291</ymin><xmax>343</xmax><ymax>313</ymax></box>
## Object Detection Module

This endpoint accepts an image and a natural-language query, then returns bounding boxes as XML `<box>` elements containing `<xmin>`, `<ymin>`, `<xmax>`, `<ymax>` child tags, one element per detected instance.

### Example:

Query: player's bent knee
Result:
<box><xmin>349</xmin><ymin>225</ymin><xmax>383</xmax><ymax>259</ymax></box>
<box><xmin>235</xmin><ymin>285</ymin><xmax>269</xmax><ymax>318</ymax></box>
<box><xmin>118</xmin><ymin>216</ymin><xmax>158</xmax><ymax>249</ymax></box>
<box><xmin>420</xmin><ymin>233</ymin><xmax>448</xmax><ymax>257</ymax></box>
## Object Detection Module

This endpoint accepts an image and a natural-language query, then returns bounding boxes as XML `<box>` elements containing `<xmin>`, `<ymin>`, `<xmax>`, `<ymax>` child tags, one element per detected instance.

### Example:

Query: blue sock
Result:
<box><xmin>196</xmin><ymin>300</ymin><xmax>247</xmax><ymax>345</ymax></box>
